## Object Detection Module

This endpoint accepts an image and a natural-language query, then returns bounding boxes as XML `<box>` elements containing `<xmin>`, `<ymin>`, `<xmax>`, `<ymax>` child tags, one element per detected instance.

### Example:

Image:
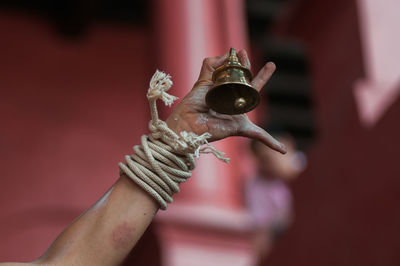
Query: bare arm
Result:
<box><xmin>35</xmin><ymin>175</ymin><xmax>158</xmax><ymax>265</ymax></box>
<box><xmin>0</xmin><ymin>175</ymin><xmax>157</xmax><ymax>266</ymax></box>
<box><xmin>1</xmin><ymin>50</ymin><xmax>285</xmax><ymax>266</ymax></box>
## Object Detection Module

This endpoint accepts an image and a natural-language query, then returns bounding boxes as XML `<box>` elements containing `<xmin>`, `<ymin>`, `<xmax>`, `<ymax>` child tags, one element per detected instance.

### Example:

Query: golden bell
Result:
<box><xmin>205</xmin><ymin>48</ymin><xmax>260</xmax><ymax>115</ymax></box>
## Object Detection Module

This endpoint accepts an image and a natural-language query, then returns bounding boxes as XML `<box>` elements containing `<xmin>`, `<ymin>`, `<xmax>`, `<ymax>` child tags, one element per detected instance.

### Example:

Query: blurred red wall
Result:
<box><xmin>266</xmin><ymin>0</ymin><xmax>400</xmax><ymax>265</ymax></box>
<box><xmin>0</xmin><ymin>12</ymin><xmax>154</xmax><ymax>261</ymax></box>
<box><xmin>3</xmin><ymin>0</ymin><xmax>400</xmax><ymax>265</ymax></box>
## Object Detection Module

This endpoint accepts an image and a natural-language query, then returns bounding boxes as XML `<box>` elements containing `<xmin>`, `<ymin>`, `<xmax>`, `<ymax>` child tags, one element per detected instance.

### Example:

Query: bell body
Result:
<box><xmin>205</xmin><ymin>48</ymin><xmax>260</xmax><ymax>115</ymax></box>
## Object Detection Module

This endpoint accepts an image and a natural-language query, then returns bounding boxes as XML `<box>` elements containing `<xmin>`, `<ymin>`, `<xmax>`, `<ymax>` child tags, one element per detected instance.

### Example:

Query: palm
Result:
<box><xmin>171</xmin><ymin>86</ymin><xmax>248</xmax><ymax>141</ymax></box>
<box><xmin>166</xmin><ymin>50</ymin><xmax>286</xmax><ymax>154</ymax></box>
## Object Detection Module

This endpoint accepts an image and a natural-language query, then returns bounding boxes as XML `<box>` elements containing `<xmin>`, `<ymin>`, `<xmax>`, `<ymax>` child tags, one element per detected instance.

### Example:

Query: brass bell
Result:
<box><xmin>205</xmin><ymin>48</ymin><xmax>260</xmax><ymax>115</ymax></box>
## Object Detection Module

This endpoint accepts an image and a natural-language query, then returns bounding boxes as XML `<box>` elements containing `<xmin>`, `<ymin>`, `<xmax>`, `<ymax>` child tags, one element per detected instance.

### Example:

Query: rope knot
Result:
<box><xmin>146</xmin><ymin>70</ymin><xmax>229</xmax><ymax>162</ymax></box>
<box><xmin>148</xmin><ymin>120</ymin><xmax>163</xmax><ymax>136</ymax></box>
<box><xmin>180</xmin><ymin>131</ymin><xmax>210</xmax><ymax>151</ymax></box>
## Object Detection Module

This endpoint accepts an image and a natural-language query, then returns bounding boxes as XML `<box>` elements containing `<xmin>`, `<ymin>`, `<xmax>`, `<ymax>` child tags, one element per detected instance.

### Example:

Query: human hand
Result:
<box><xmin>166</xmin><ymin>49</ymin><xmax>287</xmax><ymax>154</ymax></box>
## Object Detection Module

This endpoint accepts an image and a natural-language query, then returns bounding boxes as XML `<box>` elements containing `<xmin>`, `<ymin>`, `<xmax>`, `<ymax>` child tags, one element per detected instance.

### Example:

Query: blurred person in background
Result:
<box><xmin>246</xmin><ymin>128</ymin><xmax>306</xmax><ymax>266</ymax></box>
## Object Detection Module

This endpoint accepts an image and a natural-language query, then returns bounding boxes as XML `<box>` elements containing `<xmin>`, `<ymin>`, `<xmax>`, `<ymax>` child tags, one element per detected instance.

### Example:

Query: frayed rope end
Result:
<box><xmin>180</xmin><ymin>131</ymin><xmax>230</xmax><ymax>163</ymax></box>
<box><xmin>147</xmin><ymin>70</ymin><xmax>178</xmax><ymax>107</ymax></box>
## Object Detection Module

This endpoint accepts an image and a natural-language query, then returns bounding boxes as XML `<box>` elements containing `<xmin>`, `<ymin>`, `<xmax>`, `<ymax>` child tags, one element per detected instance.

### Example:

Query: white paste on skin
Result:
<box><xmin>212</xmin><ymin>123</ymin><xmax>227</xmax><ymax>131</ymax></box>
<box><xmin>195</xmin><ymin>113</ymin><xmax>209</xmax><ymax>125</ymax></box>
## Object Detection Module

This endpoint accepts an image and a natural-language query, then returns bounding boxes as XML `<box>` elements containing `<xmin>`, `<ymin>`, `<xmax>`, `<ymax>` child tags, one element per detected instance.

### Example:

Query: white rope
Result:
<box><xmin>119</xmin><ymin>70</ymin><xmax>229</xmax><ymax>210</ymax></box>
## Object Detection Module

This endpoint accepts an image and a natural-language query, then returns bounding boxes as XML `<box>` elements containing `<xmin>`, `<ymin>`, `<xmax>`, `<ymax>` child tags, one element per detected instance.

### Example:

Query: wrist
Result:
<box><xmin>165</xmin><ymin>113</ymin><xmax>188</xmax><ymax>136</ymax></box>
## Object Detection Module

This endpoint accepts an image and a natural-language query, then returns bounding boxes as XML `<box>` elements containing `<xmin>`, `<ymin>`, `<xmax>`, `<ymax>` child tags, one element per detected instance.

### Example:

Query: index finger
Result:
<box><xmin>196</xmin><ymin>53</ymin><xmax>229</xmax><ymax>85</ymax></box>
<box><xmin>240</xmin><ymin>121</ymin><xmax>287</xmax><ymax>154</ymax></box>
<box><xmin>237</xmin><ymin>49</ymin><xmax>251</xmax><ymax>70</ymax></box>
<box><xmin>251</xmin><ymin>62</ymin><xmax>276</xmax><ymax>91</ymax></box>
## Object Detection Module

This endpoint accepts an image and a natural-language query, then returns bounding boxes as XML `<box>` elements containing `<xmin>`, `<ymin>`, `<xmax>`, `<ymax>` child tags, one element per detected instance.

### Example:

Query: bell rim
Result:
<box><xmin>210</xmin><ymin>81</ymin><xmax>256</xmax><ymax>90</ymax></box>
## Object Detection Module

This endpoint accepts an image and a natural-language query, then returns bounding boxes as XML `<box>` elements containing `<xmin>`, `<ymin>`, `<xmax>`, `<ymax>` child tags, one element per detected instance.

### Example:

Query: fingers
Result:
<box><xmin>251</xmin><ymin>62</ymin><xmax>276</xmax><ymax>92</ymax></box>
<box><xmin>195</xmin><ymin>50</ymin><xmax>275</xmax><ymax>91</ymax></box>
<box><xmin>196</xmin><ymin>53</ymin><xmax>229</xmax><ymax>85</ymax></box>
<box><xmin>237</xmin><ymin>49</ymin><xmax>251</xmax><ymax>69</ymax></box>
<box><xmin>195</xmin><ymin>49</ymin><xmax>251</xmax><ymax>88</ymax></box>
<box><xmin>240</xmin><ymin>121</ymin><xmax>287</xmax><ymax>154</ymax></box>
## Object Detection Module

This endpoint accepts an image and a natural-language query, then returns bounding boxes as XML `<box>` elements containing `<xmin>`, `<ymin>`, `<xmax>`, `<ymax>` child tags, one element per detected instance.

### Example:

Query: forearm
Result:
<box><xmin>28</xmin><ymin>92</ymin><xmax>191</xmax><ymax>265</ymax></box>
<box><xmin>35</xmin><ymin>174</ymin><xmax>158</xmax><ymax>266</ymax></box>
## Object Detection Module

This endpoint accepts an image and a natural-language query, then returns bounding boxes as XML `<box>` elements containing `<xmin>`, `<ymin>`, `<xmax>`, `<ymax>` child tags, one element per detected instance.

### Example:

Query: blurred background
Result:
<box><xmin>1</xmin><ymin>0</ymin><xmax>400</xmax><ymax>265</ymax></box>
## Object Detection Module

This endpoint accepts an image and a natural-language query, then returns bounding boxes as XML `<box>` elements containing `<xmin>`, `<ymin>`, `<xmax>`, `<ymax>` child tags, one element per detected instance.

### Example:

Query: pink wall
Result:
<box><xmin>153</xmin><ymin>1</ymin><xmax>258</xmax><ymax>265</ymax></box>
<box><xmin>5</xmin><ymin>1</ymin><xmax>397</xmax><ymax>265</ymax></box>
<box><xmin>266</xmin><ymin>0</ymin><xmax>400</xmax><ymax>265</ymax></box>
<box><xmin>0</xmin><ymin>12</ymin><xmax>153</xmax><ymax>261</ymax></box>
<box><xmin>354</xmin><ymin>0</ymin><xmax>400</xmax><ymax>126</ymax></box>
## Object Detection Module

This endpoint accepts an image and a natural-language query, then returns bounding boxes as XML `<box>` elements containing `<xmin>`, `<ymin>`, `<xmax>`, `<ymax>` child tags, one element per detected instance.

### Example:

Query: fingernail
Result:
<box><xmin>280</xmin><ymin>143</ymin><xmax>287</xmax><ymax>154</ymax></box>
<box><xmin>266</xmin><ymin>62</ymin><xmax>276</xmax><ymax>68</ymax></box>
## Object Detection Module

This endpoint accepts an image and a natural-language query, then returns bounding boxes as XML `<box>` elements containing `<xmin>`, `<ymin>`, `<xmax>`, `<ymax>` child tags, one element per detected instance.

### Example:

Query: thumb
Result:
<box><xmin>239</xmin><ymin>120</ymin><xmax>287</xmax><ymax>154</ymax></box>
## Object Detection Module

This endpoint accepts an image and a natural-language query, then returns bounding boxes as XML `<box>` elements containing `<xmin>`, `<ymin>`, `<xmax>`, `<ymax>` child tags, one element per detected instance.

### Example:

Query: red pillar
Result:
<box><xmin>153</xmin><ymin>1</ymin><xmax>257</xmax><ymax>265</ymax></box>
<box><xmin>153</xmin><ymin>0</ymin><xmax>250</xmax><ymax>209</ymax></box>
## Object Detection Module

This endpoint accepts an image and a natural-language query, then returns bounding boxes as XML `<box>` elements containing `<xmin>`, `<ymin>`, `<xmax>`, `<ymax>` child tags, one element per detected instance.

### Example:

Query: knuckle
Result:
<box><xmin>194</xmin><ymin>79</ymin><xmax>212</xmax><ymax>88</ymax></box>
<box><xmin>202</xmin><ymin>57</ymin><xmax>213</xmax><ymax>67</ymax></box>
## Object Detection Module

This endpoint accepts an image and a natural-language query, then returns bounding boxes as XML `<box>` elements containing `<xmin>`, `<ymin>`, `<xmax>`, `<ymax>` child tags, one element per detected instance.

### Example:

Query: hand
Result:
<box><xmin>166</xmin><ymin>49</ymin><xmax>287</xmax><ymax>154</ymax></box>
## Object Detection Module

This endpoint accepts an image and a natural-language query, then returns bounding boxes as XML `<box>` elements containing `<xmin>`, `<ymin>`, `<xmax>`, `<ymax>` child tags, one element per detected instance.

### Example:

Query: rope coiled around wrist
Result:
<box><xmin>119</xmin><ymin>70</ymin><xmax>229</xmax><ymax>210</ymax></box>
